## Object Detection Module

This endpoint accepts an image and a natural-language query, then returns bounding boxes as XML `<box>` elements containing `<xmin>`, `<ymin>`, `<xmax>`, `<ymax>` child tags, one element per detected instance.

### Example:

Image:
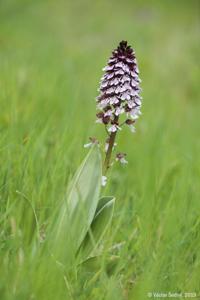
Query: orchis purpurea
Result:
<box><xmin>48</xmin><ymin>41</ymin><xmax>142</xmax><ymax>268</ymax></box>
<box><xmin>84</xmin><ymin>40</ymin><xmax>142</xmax><ymax>179</ymax></box>
<box><xmin>48</xmin><ymin>42</ymin><xmax>144</xmax><ymax>269</ymax></box>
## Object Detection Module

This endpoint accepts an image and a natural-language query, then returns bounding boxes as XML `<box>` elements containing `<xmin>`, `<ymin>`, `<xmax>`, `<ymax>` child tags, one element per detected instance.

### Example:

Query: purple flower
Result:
<box><xmin>96</xmin><ymin>41</ymin><xmax>142</xmax><ymax>133</ymax></box>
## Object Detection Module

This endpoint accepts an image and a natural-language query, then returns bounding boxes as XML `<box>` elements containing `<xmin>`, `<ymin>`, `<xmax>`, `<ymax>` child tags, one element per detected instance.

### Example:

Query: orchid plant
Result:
<box><xmin>48</xmin><ymin>41</ymin><xmax>142</xmax><ymax>270</ymax></box>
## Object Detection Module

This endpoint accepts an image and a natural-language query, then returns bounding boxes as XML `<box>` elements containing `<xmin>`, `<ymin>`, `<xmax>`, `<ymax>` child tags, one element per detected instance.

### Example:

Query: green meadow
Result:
<box><xmin>0</xmin><ymin>0</ymin><xmax>199</xmax><ymax>299</ymax></box>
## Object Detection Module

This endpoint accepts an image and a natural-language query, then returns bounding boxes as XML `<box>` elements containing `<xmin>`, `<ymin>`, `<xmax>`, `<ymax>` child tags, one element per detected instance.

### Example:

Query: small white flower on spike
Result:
<box><xmin>101</xmin><ymin>81</ymin><xmax>108</xmax><ymax>88</ymax></box>
<box><xmin>127</xmin><ymin>100</ymin><xmax>136</xmax><ymax>108</ymax></box>
<box><xmin>108</xmin><ymin>124</ymin><xmax>121</xmax><ymax>133</ymax></box>
<box><xmin>115</xmin><ymin>106</ymin><xmax>124</xmax><ymax>116</ymax></box>
<box><xmin>116</xmin><ymin>153</ymin><xmax>128</xmax><ymax>164</ymax></box>
<box><xmin>108</xmin><ymin>125</ymin><xmax>118</xmax><ymax>133</ymax></box>
<box><xmin>115</xmin><ymin>69</ymin><xmax>124</xmax><ymax>75</ymax></box>
<box><xmin>109</xmin><ymin>97</ymin><xmax>119</xmax><ymax>105</ymax></box>
<box><xmin>104</xmin><ymin>109</ymin><xmax>113</xmax><ymax>117</ymax></box>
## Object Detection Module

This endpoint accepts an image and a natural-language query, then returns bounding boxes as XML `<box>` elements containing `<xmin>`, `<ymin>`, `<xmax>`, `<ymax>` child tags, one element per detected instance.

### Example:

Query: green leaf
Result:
<box><xmin>78</xmin><ymin>196</ymin><xmax>115</xmax><ymax>260</ymax></box>
<box><xmin>49</xmin><ymin>145</ymin><xmax>102</xmax><ymax>263</ymax></box>
<box><xmin>95</xmin><ymin>196</ymin><xmax>114</xmax><ymax>216</ymax></box>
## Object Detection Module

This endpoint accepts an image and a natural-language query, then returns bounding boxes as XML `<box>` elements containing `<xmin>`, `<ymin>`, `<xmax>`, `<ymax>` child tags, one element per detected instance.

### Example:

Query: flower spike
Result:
<box><xmin>96</xmin><ymin>40</ymin><xmax>142</xmax><ymax>134</ymax></box>
<box><xmin>96</xmin><ymin>41</ymin><xmax>142</xmax><ymax>172</ymax></box>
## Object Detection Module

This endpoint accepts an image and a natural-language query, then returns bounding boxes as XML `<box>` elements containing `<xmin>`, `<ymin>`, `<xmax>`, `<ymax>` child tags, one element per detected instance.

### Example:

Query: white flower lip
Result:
<box><xmin>108</xmin><ymin>125</ymin><xmax>118</xmax><ymax>132</ymax></box>
<box><xmin>115</xmin><ymin>107</ymin><xmax>124</xmax><ymax>116</ymax></box>
<box><xmin>108</xmin><ymin>124</ymin><xmax>121</xmax><ymax>132</ymax></box>
<box><xmin>109</xmin><ymin>97</ymin><xmax>119</xmax><ymax>105</ymax></box>
<box><xmin>104</xmin><ymin>109</ymin><xmax>113</xmax><ymax>117</ymax></box>
<box><xmin>115</xmin><ymin>69</ymin><xmax>124</xmax><ymax>75</ymax></box>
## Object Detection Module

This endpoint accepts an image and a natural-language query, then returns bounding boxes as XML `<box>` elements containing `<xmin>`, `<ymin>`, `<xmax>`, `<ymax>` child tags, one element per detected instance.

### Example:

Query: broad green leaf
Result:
<box><xmin>49</xmin><ymin>145</ymin><xmax>102</xmax><ymax>263</ymax></box>
<box><xmin>78</xmin><ymin>196</ymin><xmax>115</xmax><ymax>260</ymax></box>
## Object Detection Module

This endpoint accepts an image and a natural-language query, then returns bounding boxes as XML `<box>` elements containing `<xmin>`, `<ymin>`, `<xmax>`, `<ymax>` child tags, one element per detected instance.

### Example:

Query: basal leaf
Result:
<box><xmin>78</xmin><ymin>196</ymin><xmax>115</xmax><ymax>260</ymax></box>
<box><xmin>49</xmin><ymin>145</ymin><xmax>102</xmax><ymax>263</ymax></box>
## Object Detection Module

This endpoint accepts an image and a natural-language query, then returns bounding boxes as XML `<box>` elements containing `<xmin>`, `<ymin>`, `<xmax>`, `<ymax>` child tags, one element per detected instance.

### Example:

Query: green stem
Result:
<box><xmin>103</xmin><ymin>116</ymin><xmax>119</xmax><ymax>174</ymax></box>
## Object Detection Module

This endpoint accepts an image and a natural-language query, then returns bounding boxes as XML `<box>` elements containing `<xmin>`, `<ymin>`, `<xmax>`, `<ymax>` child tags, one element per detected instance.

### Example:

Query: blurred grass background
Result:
<box><xmin>0</xmin><ymin>0</ymin><xmax>200</xmax><ymax>299</ymax></box>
